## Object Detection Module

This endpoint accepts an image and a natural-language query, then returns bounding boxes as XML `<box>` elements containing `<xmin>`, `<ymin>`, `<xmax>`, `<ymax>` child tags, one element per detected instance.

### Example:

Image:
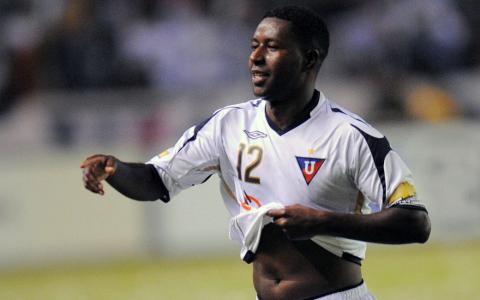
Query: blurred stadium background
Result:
<box><xmin>1</xmin><ymin>0</ymin><xmax>479</xmax><ymax>299</ymax></box>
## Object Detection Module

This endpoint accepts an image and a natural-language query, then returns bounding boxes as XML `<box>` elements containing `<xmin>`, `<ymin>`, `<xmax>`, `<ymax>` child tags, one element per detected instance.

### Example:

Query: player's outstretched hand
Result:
<box><xmin>267</xmin><ymin>204</ymin><xmax>328</xmax><ymax>240</ymax></box>
<box><xmin>80</xmin><ymin>154</ymin><xmax>117</xmax><ymax>195</ymax></box>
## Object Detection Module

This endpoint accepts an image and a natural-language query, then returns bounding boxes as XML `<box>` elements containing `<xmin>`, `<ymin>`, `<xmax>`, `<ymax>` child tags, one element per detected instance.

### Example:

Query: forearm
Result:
<box><xmin>106</xmin><ymin>160</ymin><xmax>169</xmax><ymax>202</ymax></box>
<box><xmin>320</xmin><ymin>207</ymin><xmax>430</xmax><ymax>244</ymax></box>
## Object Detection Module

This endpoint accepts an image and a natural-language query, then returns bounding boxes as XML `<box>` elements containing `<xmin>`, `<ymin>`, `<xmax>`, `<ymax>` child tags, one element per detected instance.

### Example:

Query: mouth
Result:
<box><xmin>251</xmin><ymin>70</ymin><xmax>269</xmax><ymax>85</ymax></box>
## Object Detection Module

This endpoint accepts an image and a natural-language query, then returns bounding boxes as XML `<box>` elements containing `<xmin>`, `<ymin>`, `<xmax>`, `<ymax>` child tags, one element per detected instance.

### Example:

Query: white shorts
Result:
<box><xmin>256</xmin><ymin>281</ymin><xmax>375</xmax><ymax>300</ymax></box>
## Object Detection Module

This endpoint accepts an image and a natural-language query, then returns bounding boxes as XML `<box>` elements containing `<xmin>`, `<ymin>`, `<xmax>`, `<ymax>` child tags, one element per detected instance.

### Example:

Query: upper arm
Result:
<box><xmin>146</xmin><ymin>111</ymin><xmax>224</xmax><ymax>198</ymax></box>
<box><xmin>349</xmin><ymin>124</ymin><xmax>427</xmax><ymax>213</ymax></box>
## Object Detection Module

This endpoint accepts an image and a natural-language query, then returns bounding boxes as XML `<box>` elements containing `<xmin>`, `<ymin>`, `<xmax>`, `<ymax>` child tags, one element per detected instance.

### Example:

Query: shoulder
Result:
<box><xmin>189</xmin><ymin>98</ymin><xmax>262</xmax><ymax>135</ymax></box>
<box><xmin>209</xmin><ymin>98</ymin><xmax>263</xmax><ymax>122</ymax></box>
<box><xmin>325</xmin><ymin>100</ymin><xmax>393</xmax><ymax>169</ymax></box>
<box><xmin>323</xmin><ymin>98</ymin><xmax>385</xmax><ymax>141</ymax></box>
<box><xmin>213</xmin><ymin>98</ymin><xmax>262</xmax><ymax>114</ymax></box>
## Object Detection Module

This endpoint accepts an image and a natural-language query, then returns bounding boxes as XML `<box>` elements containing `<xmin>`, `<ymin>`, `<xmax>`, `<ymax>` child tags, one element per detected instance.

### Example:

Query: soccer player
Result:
<box><xmin>81</xmin><ymin>6</ymin><xmax>430</xmax><ymax>300</ymax></box>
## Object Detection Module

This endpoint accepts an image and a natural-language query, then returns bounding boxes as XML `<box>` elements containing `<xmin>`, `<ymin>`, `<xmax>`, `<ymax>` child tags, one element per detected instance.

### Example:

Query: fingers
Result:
<box><xmin>268</xmin><ymin>206</ymin><xmax>307</xmax><ymax>239</ymax></box>
<box><xmin>80</xmin><ymin>154</ymin><xmax>106</xmax><ymax>168</ymax></box>
<box><xmin>80</xmin><ymin>154</ymin><xmax>115</xmax><ymax>180</ymax></box>
<box><xmin>267</xmin><ymin>208</ymin><xmax>289</xmax><ymax>227</ymax></box>
<box><xmin>273</xmin><ymin>217</ymin><xmax>289</xmax><ymax>227</ymax></box>
<box><xmin>98</xmin><ymin>182</ymin><xmax>105</xmax><ymax>195</ymax></box>
<box><xmin>266</xmin><ymin>208</ymin><xmax>286</xmax><ymax>218</ymax></box>
<box><xmin>81</xmin><ymin>154</ymin><xmax>116</xmax><ymax>195</ymax></box>
<box><xmin>105</xmin><ymin>166</ymin><xmax>115</xmax><ymax>176</ymax></box>
<box><xmin>104</xmin><ymin>156</ymin><xmax>117</xmax><ymax>176</ymax></box>
<box><xmin>82</xmin><ymin>167</ymin><xmax>105</xmax><ymax>195</ymax></box>
<box><xmin>272</xmin><ymin>217</ymin><xmax>300</xmax><ymax>240</ymax></box>
<box><xmin>269</xmin><ymin>205</ymin><xmax>323</xmax><ymax>240</ymax></box>
<box><xmin>272</xmin><ymin>216</ymin><xmax>308</xmax><ymax>240</ymax></box>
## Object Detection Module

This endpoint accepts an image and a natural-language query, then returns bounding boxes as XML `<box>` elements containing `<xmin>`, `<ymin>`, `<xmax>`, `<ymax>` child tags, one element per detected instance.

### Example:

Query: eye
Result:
<box><xmin>267</xmin><ymin>43</ymin><xmax>279</xmax><ymax>51</ymax></box>
<box><xmin>251</xmin><ymin>43</ymin><xmax>259</xmax><ymax>50</ymax></box>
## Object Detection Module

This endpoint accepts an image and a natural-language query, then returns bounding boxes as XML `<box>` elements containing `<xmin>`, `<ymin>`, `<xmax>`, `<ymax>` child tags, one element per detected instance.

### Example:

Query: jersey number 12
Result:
<box><xmin>236</xmin><ymin>143</ymin><xmax>263</xmax><ymax>184</ymax></box>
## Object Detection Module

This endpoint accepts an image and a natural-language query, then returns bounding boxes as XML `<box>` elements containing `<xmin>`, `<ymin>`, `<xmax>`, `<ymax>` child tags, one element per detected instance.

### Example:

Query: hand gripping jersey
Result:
<box><xmin>147</xmin><ymin>90</ymin><xmax>426</xmax><ymax>264</ymax></box>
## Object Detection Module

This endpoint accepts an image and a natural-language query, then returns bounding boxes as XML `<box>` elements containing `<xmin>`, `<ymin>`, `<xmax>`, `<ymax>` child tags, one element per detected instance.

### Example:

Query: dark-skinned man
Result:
<box><xmin>81</xmin><ymin>6</ymin><xmax>430</xmax><ymax>300</ymax></box>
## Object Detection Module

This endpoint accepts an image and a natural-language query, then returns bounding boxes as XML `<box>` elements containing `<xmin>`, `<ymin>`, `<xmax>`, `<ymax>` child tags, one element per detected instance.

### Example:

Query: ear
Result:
<box><xmin>304</xmin><ymin>49</ymin><xmax>320</xmax><ymax>70</ymax></box>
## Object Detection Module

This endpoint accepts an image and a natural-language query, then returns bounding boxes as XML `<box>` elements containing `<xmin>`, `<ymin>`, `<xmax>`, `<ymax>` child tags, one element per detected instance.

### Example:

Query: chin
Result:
<box><xmin>252</xmin><ymin>86</ymin><xmax>267</xmax><ymax>98</ymax></box>
<box><xmin>253</xmin><ymin>89</ymin><xmax>280</xmax><ymax>103</ymax></box>
<box><xmin>253</xmin><ymin>84</ymin><xmax>275</xmax><ymax>98</ymax></box>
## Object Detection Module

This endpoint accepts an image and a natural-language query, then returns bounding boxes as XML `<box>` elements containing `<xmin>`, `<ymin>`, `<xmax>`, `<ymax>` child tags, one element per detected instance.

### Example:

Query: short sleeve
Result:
<box><xmin>146</xmin><ymin>112</ymin><xmax>223</xmax><ymax>198</ymax></box>
<box><xmin>383</xmin><ymin>151</ymin><xmax>425</xmax><ymax>210</ymax></box>
<box><xmin>350</xmin><ymin>124</ymin><xmax>426</xmax><ymax>213</ymax></box>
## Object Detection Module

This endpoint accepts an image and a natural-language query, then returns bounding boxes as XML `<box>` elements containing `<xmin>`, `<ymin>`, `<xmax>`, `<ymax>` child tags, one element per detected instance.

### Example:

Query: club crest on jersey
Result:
<box><xmin>295</xmin><ymin>157</ymin><xmax>325</xmax><ymax>185</ymax></box>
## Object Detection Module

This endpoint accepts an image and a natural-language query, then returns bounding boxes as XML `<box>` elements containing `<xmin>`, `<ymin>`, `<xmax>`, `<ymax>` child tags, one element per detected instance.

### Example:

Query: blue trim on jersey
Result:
<box><xmin>330</xmin><ymin>107</ymin><xmax>368</xmax><ymax>125</ymax></box>
<box><xmin>250</xmin><ymin>100</ymin><xmax>262</xmax><ymax>107</ymax></box>
<box><xmin>177</xmin><ymin>106</ymin><xmax>243</xmax><ymax>153</ymax></box>
<box><xmin>351</xmin><ymin>124</ymin><xmax>391</xmax><ymax>203</ymax></box>
<box><xmin>201</xmin><ymin>174</ymin><xmax>213</xmax><ymax>184</ymax></box>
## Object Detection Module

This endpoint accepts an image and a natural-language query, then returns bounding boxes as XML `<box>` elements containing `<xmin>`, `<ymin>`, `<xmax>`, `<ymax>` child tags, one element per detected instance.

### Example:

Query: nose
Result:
<box><xmin>249</xmin><ymin>46</ymin><xmax>265</xmax><ymax>65</ymax></box>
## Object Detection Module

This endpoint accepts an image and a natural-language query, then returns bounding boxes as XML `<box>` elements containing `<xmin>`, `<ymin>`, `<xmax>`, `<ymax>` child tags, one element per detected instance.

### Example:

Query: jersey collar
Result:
<box><xmin>264</xmin><ymin>89</ymin><xmax>323</xmax><ymax>136</ymax></box>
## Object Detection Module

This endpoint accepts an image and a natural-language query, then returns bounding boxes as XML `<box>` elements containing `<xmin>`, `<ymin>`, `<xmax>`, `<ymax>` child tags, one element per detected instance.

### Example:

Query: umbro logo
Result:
<box><xmin>244</xmin><ymin>130</ymin><xmax>267</xmax><ymax>139</ymax></box>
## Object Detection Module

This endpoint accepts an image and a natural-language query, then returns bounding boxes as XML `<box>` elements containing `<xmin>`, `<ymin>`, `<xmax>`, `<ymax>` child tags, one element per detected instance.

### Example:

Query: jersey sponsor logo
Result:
<box><xmin>295</xmin><ymin>157</ymin><xmax>325</xmax><ymax>185</ymax></box>
<box><xmin>243</xmin><ymin>130</ymin><xmax>267</xmax><ymax>139</ymax></box>
<box><xmin>241</xmin><ymin>193</ymin><xmax>263</xmax><ymax>211</ymax></box>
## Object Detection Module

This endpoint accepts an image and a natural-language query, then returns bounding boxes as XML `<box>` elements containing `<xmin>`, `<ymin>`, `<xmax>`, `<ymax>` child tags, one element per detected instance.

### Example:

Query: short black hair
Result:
<box><xmin>263</xmin><ymin>6</ymin><xmax>329</xmax><ymax>61</ymax></box>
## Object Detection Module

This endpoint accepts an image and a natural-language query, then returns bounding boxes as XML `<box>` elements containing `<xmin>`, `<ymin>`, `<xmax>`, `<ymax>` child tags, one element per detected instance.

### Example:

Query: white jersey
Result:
<box><xmin>147</xmin><ymin>90</ymin><xmax>425</xmax><ymax>263</ymax></box>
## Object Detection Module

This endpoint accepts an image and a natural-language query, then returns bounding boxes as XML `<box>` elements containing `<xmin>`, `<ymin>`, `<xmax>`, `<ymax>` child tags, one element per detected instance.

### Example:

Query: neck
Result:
<box><xmin>266</xmin><ymin>86</ymin><xmax>316</xmax><ymax>130</ymax></box>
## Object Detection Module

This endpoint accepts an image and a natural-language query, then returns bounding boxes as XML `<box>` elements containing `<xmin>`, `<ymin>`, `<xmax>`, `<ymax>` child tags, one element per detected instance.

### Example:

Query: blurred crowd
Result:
<box><xmin>0</xmin><ymin>0</ymin><xmax>479</xmax><ymax>121</ymax></box>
